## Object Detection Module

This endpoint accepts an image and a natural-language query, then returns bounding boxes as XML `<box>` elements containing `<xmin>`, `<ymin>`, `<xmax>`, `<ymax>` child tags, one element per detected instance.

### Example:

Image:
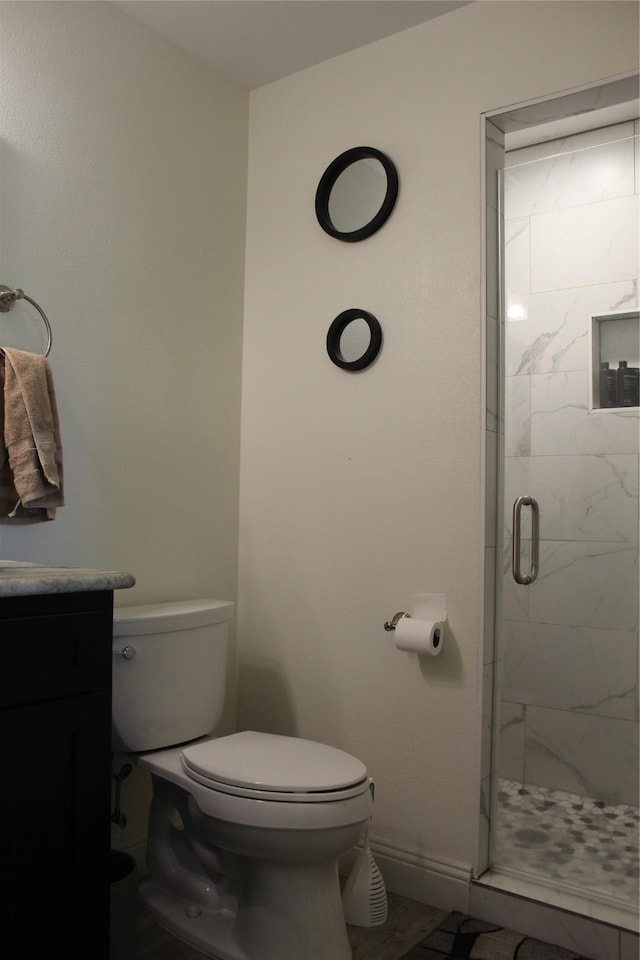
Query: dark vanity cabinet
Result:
<box><xmin>0</xmin><ymin>589</ymin><xmax>115</xmax><ymax>959</ymax></box>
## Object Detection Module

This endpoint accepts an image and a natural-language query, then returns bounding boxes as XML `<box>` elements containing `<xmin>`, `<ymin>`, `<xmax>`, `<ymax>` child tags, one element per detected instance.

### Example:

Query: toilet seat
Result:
<box><xmin>181</xmin><ymin>730</ymin><xmax>370</xmax><ymax>802</ymax></box>
<box><xmin>140</xmin><ymin>736</ymin><xmax>373</xmax><ymax>830</ymax></box>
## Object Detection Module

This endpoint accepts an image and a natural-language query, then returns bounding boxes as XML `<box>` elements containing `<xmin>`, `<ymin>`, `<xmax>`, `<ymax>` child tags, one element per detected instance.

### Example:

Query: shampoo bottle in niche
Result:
<box><xmin>599</xmin><ymin>362</ymin><xmax>617</xmax><ymax>408</ymax></box>
<box><xmin>617</xmin><ymin>361</ymin><xmax>640</xmax><ymax>407</ymax></box>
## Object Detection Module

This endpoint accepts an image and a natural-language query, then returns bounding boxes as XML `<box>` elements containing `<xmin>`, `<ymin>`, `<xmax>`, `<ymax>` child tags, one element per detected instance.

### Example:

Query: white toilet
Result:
<box><xmin>112</xmin><ymin>599</ymin><xmax>373</xmax><ymax>960</ymax></box>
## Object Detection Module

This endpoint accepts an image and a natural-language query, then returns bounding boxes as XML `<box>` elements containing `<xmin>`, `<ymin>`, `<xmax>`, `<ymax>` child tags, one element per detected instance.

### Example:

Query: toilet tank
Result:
<box><xmin>112</xmin><ymin>599</ymin><xmax>233</xmax><ymax>753</ymax></box>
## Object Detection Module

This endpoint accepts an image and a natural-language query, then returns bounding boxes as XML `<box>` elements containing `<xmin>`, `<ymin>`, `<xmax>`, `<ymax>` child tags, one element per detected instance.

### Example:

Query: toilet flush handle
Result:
<box><xmin>119</xmin><ymin>645</ymin><xmax>137</xmax><ymax>660</ymax></box>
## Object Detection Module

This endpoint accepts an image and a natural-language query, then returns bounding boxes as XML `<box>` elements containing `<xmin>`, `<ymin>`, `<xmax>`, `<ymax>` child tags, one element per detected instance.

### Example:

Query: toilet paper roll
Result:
<box><xmin>394</xmin><ymin>617</ymin><xmax>444</xmax><ymax>655</ymax></box>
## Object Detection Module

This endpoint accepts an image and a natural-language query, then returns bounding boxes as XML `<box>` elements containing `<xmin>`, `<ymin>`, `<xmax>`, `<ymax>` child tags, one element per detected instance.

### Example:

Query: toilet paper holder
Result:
<box><xmin>384</xmin><ymin>611</ymin><xmax>442</xmax><ymax>646</ymax></box>
<box><xmin>383</xmin><ymin>611</ymin><xmax>410</xmax><ymax>632</ymax></box>
<box><xmin>383</xmin><ymin>593</ymin><xmax>447</xmax><ymax>639</ymax></box>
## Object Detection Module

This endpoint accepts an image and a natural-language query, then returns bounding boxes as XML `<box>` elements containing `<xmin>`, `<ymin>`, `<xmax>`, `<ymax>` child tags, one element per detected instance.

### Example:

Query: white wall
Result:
<box><xmin>0</xmin><ymin>1</ymin><xmax>247</xmax><ymax>616</ymax></box>
<box><xmin>239</xmin><ymin>1</ymin><xmax>639</xmax><ymax>906</ymax></box>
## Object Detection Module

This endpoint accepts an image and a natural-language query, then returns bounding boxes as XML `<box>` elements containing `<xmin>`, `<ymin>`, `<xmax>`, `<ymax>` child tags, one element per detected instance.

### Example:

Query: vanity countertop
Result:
<box><xmin>0</xmin><ymin>560</ymin><xmax>135</xmax><ymax>597</ymax></box>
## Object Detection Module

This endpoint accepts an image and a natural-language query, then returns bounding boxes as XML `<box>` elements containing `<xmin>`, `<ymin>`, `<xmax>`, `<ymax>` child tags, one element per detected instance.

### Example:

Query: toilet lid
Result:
<box><xmin>181</xmin><ymin>731</ymin><xmax>369</xmax><ymax>802</ymax></box>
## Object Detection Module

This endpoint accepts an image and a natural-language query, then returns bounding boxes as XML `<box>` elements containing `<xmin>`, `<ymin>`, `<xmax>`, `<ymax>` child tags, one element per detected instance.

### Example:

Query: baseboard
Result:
<box><xmin>369</xmin><ymin>836</ymin><xmax>472</xmax><ymax>914</ymax></box>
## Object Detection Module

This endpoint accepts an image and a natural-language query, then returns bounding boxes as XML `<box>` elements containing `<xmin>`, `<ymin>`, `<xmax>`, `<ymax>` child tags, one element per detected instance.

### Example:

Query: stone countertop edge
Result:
<box><xmin>0</xmin><ymin>560</ymin><xmax>136</xmax><ymax>597</ymax></box>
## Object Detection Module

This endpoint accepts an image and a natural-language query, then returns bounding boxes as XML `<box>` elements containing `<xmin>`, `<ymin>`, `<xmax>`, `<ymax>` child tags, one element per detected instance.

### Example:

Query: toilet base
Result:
<box><xmin>139</xmin><ymin>859</ymin><xmax>354</xmax><ymax>960</ymax></box>
<box><xmin>140</xmin><ymin>878</ymin><xmax>245</xmax><ymax>960</ymax></box>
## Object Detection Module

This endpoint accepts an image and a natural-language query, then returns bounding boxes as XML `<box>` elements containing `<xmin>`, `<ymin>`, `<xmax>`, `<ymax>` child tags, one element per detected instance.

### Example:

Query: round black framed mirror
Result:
<box><xmin>326</xmin><ymin>309</ymin><xmax>382</xmax><ymax>371</ymax></box>
<box><xmin>315</xmin><ymin>147</ymin><xmax>399</xmax><ymax>242</ymax></box>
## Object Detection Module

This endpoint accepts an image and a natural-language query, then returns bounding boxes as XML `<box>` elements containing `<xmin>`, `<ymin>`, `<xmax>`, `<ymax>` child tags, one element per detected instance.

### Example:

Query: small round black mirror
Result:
<box><xmin>315</xmin><ymin>147</ymin><xmax>399</xmax><ymax>242</ymax></box>
<box><xmin>326</xmin><ymin>309</ymin><xmax>382</xmax><ymax>371</ymax></box>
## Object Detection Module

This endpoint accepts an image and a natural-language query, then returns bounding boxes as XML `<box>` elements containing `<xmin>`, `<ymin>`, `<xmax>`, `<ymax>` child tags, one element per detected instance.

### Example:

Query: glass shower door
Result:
<box><xmin>491</xmin><ymin>127</ymin><xmax>640</xmax><ymax>910</ymax></box>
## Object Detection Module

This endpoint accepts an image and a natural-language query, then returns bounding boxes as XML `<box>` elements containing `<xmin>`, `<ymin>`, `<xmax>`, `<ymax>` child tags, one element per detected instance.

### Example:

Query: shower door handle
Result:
<box><xmin>512</xmin><ymin>495</ymin><xmax>539</xmax><ymax>585</ymax></box>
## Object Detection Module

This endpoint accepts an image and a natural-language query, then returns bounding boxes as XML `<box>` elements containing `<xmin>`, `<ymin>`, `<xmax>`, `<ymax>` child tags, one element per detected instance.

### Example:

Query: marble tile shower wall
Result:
<box><xmin>499</xmin><ymin>123</ymin><xmax>640</xmax><ymax>808</ymax></box>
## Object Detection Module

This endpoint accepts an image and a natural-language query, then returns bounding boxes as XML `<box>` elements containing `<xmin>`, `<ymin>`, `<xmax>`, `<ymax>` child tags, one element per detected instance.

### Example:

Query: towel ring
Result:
<box><xmin>0</xmin><ymin>284</ymin><xmax>53</xmax><ymax>357</ymax></box>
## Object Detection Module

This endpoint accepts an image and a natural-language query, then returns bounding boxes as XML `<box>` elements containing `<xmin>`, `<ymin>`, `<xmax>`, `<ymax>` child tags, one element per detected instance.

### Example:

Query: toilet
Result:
<box><xmin>112</xmin><ymin>599</ymin><xmax>373</xmax><ymax>960</ymax></box>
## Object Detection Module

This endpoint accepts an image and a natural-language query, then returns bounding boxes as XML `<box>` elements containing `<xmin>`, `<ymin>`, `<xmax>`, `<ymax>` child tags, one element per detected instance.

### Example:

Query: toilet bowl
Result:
<box><xmin>112</xmin><ymin>600</ymin><xmax>373</xmax><ymax>960</ymax></box>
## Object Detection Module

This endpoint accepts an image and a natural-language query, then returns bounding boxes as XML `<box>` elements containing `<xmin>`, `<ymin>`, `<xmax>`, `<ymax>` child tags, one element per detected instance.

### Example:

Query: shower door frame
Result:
<box><xmin>477</xmin><ymin>71</ymin><xmax>640</xmax><ymax>927</ymax></box>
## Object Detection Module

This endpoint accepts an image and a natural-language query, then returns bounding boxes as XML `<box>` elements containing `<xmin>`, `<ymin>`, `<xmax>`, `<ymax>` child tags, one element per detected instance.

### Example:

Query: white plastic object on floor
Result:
<box><xmin>341</xmin><ymin>824</ymin><xmax>388</xmax><ymax>926</ymax></box>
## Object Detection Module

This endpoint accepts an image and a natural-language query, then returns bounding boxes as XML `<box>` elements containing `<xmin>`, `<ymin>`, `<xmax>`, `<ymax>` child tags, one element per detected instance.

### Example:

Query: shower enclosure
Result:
<box><xmin>490</xmin><ymin>120</ymin><xmax>639</xmax><ymax>914</ymax></box>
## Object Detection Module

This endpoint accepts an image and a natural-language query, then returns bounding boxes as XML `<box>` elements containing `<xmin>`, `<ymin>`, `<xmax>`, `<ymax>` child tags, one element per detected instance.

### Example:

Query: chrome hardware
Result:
<box><xmin>384</xmin><ymin>611</ymin><xmax>410</xmax><ymax>632</ymax></box>
<box><xmin>111</xmin><ymin>762</ymin><xmax>132</xmax><ymax>829</ymax></box>
<box><xmin>0</xmin><ymin>284</ymin><xmax>53</xmax><ymax>357</ymax></box>
<box><xmin>512</xmin><ymin>495</ymin><xmax>540</xmax><ymax>585</ymax></box>
<box><xmin>120</xmin><ymin>645</ymin><xmax>137</xmax><ymax>660</ymax></box>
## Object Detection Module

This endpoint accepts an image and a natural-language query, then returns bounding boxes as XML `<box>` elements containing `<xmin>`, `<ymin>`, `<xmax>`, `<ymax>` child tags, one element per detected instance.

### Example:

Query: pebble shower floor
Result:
<box><xmin>494</xmin><ymin>778</ymin><xmax>639</xmax><ymax>908</ymax></box>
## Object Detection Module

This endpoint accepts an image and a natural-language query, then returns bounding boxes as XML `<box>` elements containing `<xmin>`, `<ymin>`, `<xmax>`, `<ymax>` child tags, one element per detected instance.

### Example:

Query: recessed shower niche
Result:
<box><xmin>590</xmin><ymin>309</ymin><xmax>639</xmax><ymax>409</ymax></box>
